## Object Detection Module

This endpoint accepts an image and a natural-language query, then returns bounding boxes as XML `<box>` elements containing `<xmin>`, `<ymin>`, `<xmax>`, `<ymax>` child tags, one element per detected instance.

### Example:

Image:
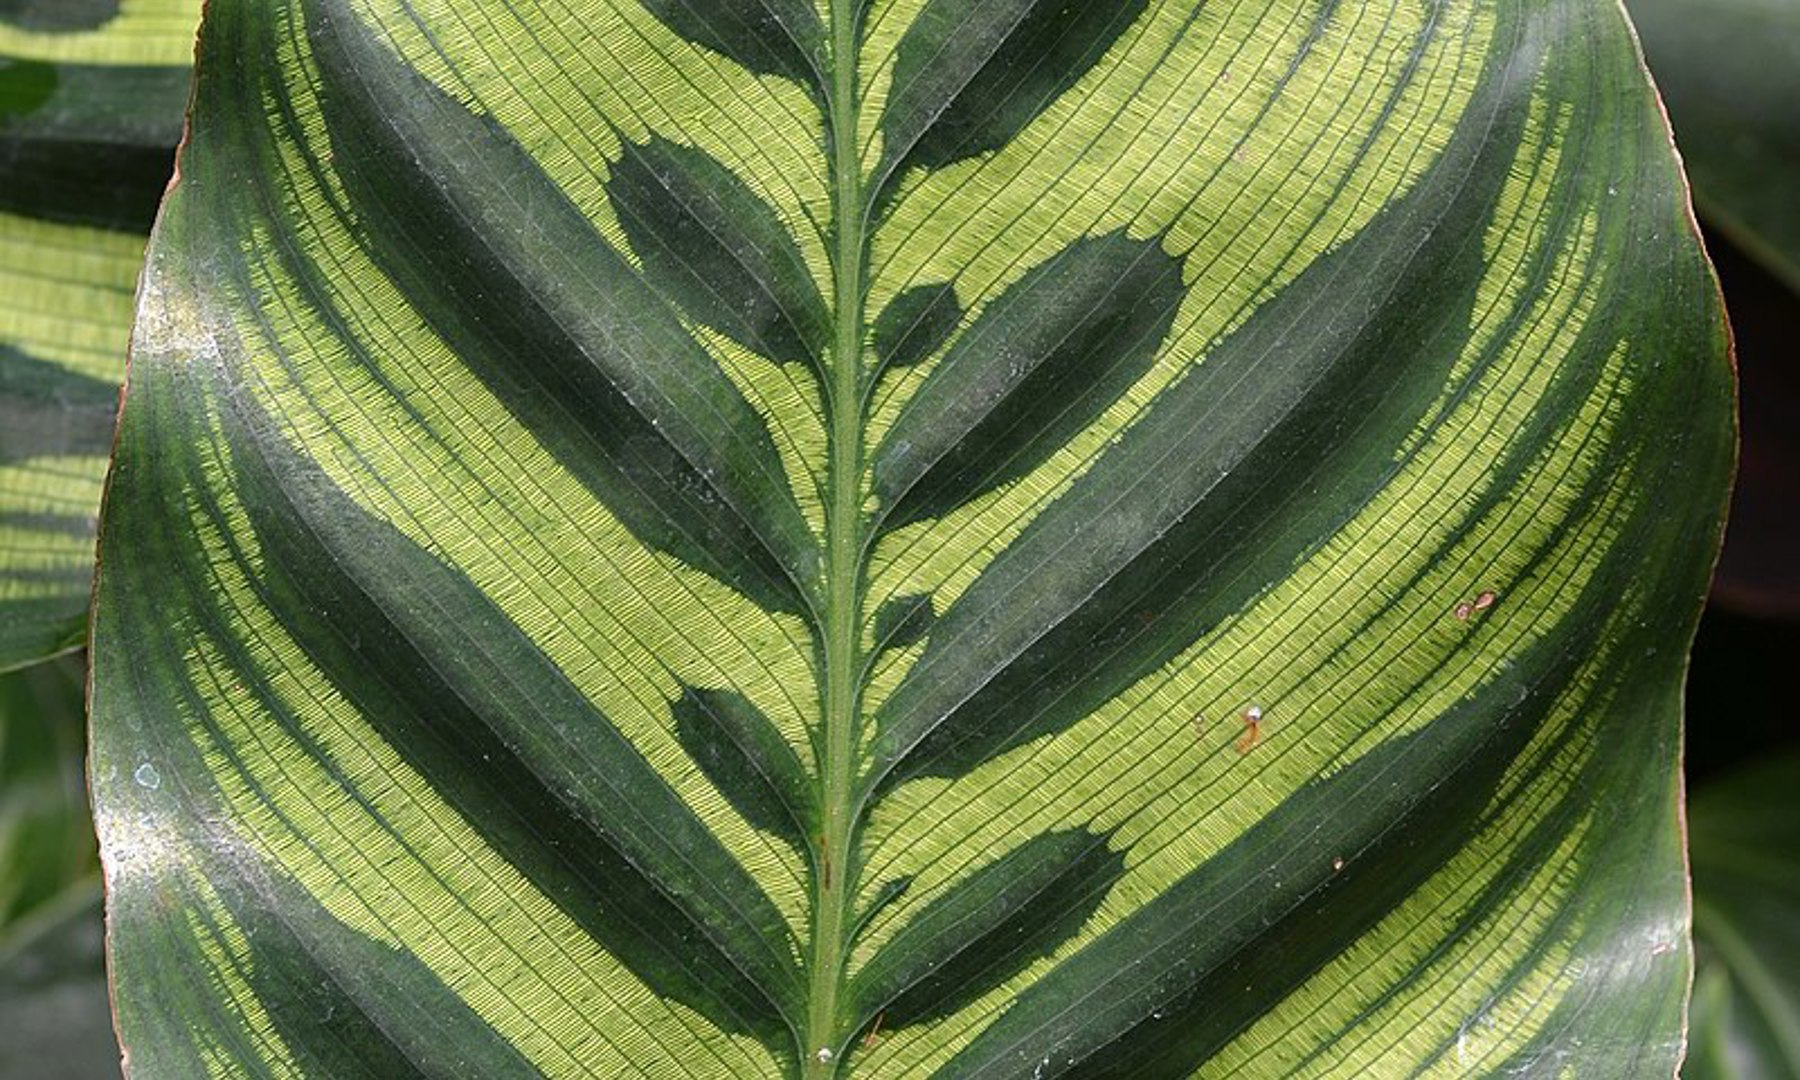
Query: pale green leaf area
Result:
<box><xmin>1684</xmin><ymin>754</ymin><xmax>1800</xmax><ymax>1080</ymax></box>
<box><xmin>89</xmin><ymin>0</ymin><xmax>1733</xmax><ymax>1077</ymax></box>
<box><xmin>0</xmin><ymin>0</ymin><xmax>198</xmax><ymax>672</ymax></box>
<box><xmin>1629</xmin><ymin>0</ymin><xmax>1800</xmax><ymax>291</ymax></box>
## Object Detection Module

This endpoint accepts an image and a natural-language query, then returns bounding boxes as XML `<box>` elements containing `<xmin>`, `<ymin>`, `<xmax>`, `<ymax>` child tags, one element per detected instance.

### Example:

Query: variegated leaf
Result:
<box><xmin>91</xmin><ymin>0</ymin><xmax>1734</xmax><ymax>1076</ymax></box>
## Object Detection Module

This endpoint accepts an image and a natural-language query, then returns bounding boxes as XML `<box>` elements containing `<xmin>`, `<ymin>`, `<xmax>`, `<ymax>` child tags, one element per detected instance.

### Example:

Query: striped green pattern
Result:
<box><xmin>0</xmin><ymin>0</ymin><xmax>197</xmax><ymax>670</ymax></box>
<box><xmin>90</xmin><ymin>0</ymin><xmax>1734</xmax><ymax>1076</ymax></box>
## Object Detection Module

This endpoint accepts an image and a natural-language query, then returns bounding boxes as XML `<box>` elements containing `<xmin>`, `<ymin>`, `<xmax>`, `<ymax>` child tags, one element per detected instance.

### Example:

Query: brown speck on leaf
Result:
<box><xmin>1453</xmin><ymin>601</ymin><xmax>1474</xmax><ymax>621</ymax></box>
<box><xmin>862</xmin><ymin>1014</ymin><xmax>886</xmax><ymax>1049</ymax></box>
<box><xmin>1474</xmin><ymin>590</ymin><xmax>1498</xmax><ymax>612</ymax></box>
<box><xmin>1332</xmin><ymin>856</ymin><xmax>1345</xmax><ymax>873</ymax></box>
<box><xmin>1235</xmin><ymin>706</ymin><xmax>1263</xmax><ymax>753</ymax></box>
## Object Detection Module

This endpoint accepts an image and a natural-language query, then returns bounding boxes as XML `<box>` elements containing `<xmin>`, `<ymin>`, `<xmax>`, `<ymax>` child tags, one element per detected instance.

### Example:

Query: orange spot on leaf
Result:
<box><xmin>1235</xmin><ymin>706</ymin><xmax>1264</xmax><ymax>753</ymax></box>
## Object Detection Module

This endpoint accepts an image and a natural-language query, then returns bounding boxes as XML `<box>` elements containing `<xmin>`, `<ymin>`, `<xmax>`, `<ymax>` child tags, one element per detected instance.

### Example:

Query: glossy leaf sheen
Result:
<box><xmin>92</xmin><ymin>0</ymin><xmax>1733</xmax><ymax>1076</ymax></box>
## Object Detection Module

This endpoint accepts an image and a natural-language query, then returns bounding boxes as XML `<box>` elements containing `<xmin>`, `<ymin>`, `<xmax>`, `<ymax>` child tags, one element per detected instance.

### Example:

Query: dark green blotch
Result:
<box><xmin>305</xmin><ymin>0</ymin><xmax>811</xmax><ymax>615</ymax></box>
<box><xmin>875</xmin><ymin>229</ymin><xmax>1186</xmax><ymax>529</ymax></box>
<box><xmin>0</xmin><ymin>347</ymin><xmax>119</xmax><ymax>465</ymax></box>
<box><xmin>873</xmin><ymin>282</ymin><xmax>962</xmax><ymax>373</ymax></box>
<box><xmin>0</xmin><ymin>346</ymin><xmax>119</xmax><ymax>407</ymax></box>
<box><xmin>940</xmin><ymin>633</ymin><xmax>1597</xmax><ymax>1077</ymax></box>
<box><xmin>0</xmin><ymin>510</ymin><xmax>94</xmax><ymax>538</ymax></box>
<box><xmin>638</xmin><ymin>0</ymin><xmax>826</xmax><ymax>93</ymax></box>
<box><xmin>873</xmin><ymin>593</ymin><xmax>936</xmax><ymax>652</ymax></box>
<box><xmin>169</xmin><ymin>364</ymin><xmax>794</xmax><ymax>1043</ymax></box>
<box><xmin>608</xmin><ymin>135</ymin><xmax>829</xmax><ymax>371</ymax></box>
<box><xmin>852</xmin><ymin>828</ymin><xmax>1125</xmax><ymax>1030</ymax></box>
<box><xmin>882</xmin><ymin>0</ymin><xmax>1150</xmax><ymax>182</ymax></box>
<box><xmin>672</xmin><ymin>685</ymin><xmax>813</xmax><ymax>849</ymax></box>
<box><xmin>240</xmin><ymin>870</ymin><xmax>539</xmax><ymax>1079</ymax></box>
<box><xmin>0</xmin><ymin>0</ymin><xmax>118</xmax><ymax>32</ymax></box>
<box><xmin>0</xmin><ymin>57</ymin><xmax>56</xmax><ymax>119</ymax></box>
<box><xmin>0</xmin><ymin>62</ymin><xmax>187</xmax><ymax>230</ymax></box>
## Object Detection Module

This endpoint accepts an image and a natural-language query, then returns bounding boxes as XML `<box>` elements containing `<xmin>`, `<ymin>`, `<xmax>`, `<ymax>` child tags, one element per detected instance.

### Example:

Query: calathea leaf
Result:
<box><xmin>91</xmin><ymin>0</ymin><xmax>1733</xmax><ymax>1077</ymax></box>
<box><xmin>0</xmin><ymin>0</ymin><xmax>199</xmax><ymax>670</ymax></box>
<box><xmin>869</xmin><ymin>282</ymin><xmax>961</xmax><ymax>377</ymax></box>
<box><xmin>0</xmin><ymin>654</ymin><xmax>99</xmax><ymax>938</ymax></box>
<box><xmin>608</xmin><ymin>135</ymin><xmax>833</xmax><ymax>376</ymax></box>
<box><xmin>875</xmin><ymin>0</ymin><xmax>1152</xmax><ymax>186</ymax></box>
<box><xmin>636</xmin><ymin>0</ymin><xmax>827</xmax><ymax>93</ymax></box>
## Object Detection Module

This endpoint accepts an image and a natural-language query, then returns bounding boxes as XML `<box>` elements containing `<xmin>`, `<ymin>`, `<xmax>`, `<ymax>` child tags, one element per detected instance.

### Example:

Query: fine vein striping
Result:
<box><xmin>81</xmin><ymin>0</ymin><xmax>1735</xmax><ymax>1077</ymax></box>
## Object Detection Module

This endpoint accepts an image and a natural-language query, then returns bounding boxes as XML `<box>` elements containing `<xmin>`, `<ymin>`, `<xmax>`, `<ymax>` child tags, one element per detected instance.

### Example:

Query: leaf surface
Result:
<box><xmin>91</xmin><ymin>0</ymin><xmax>1734</xmax><ymax>1076</ymax></box>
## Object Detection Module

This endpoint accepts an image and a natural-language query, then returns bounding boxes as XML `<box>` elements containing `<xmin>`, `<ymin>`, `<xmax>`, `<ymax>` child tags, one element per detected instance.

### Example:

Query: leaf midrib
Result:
<box><xmin>806</xmin><ymin>1</ymin><xmax>869</xmax><ymax>1073</ymax></box>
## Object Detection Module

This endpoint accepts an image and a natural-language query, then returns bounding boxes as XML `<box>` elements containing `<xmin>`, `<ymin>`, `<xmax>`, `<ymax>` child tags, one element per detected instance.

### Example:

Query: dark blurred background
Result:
<box><xmin>1685</xmin><ymin>231</ymin><xmax>1799</xmax><ymax>787</ymax></box>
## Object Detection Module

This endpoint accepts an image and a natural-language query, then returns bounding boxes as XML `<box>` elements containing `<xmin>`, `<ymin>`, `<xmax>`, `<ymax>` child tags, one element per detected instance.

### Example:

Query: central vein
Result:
<box><xmin>805</xmin><ymin>2</ymin><xmax>868</xmax><ymax>1074</ymax></box>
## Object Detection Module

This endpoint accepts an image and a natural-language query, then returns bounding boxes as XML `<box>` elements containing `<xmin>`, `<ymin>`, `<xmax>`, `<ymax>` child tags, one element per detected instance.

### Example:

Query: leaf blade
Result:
<box><xmin>89</xmin><ymin>0</ymin><xmax>1733</xmax><ymax>1076</ymax></box>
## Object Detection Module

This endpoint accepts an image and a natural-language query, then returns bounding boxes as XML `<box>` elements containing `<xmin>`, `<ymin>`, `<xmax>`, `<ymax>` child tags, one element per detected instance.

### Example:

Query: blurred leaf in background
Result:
<box><xmin>0</xmin><ymin>655</ymin><xmax>115</xmax><ymax>1080</ymax></box>
<box><xmin>1631</xmin><ymin>0</ymin><xmax>1800</xmax><ymax>621</ymax></box>
<box><xmin>1685</xmin><ymin>755</ymin><xmax>1800</xmax><ymax>1080</ymax></box>
<box><xmin>1630</xmin><ymin>0</ymin><xmax>1800</xmax><ymax>291</ymax></box>
<box><xmin>0</xmin><ymin>0</ymin><xmax>197</xmax><ymax>671</ymax></box>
